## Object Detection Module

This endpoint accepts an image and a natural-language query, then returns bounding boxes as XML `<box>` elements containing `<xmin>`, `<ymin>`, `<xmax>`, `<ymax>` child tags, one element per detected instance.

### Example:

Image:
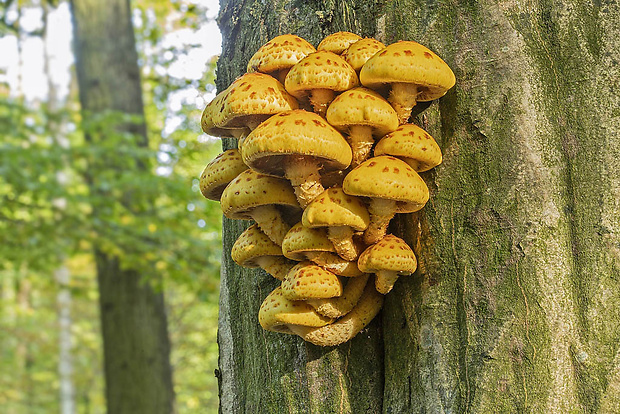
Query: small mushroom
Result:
<box><xmin>342</xmin><ymin>38</ymin><xmax>385</xmax><ymax>73</ymax></box>
<box><xmin>281</xmin><ymin>261</ymin><xmax>344</xmax><ymax>301</ymax></box>
<box><xmin>199</xmin><ymin>149</ymin><xmax>249</xmax><ymax>201</ymax></box>
<box><xmin>220</xmin><ymin>169</ymin><xmax>301</xmax><ymax>246</ymax></box>
<box><xmin>281</xmin><ymin>223</ymin><xmax>364</xmax><ymax>277</ymax></box>
<box><xmin>259</xmin><ymin>286</ymin><xmax>334</xmax><ymax>334</ymax></box>
<box><xmin>360</xmin><ymin>41</ymin><xmax>456</xmax><ymax>124</ymax></box>
<box><xmin>357</xmin><ymin>234</ymin><xmax>417</xmax><ymax>294</ymax></box>
<box><xmin>317</xmin><ymin>31</ymin><xmax>362</xmax><ymax>55</ymax></box>
<box><xmin>200</xmin><ymin>88</ymin><xmax>248</xmax><ymax>139</ymax></box>
<box><xmin>241</xmin><ymin>109</ymin><xmax>352</xmax><ymax>208</ymax></box>
<box><xmin>307</xmin><ymin>274</ymin><xmax>370</xmax><ymax>318</ymax></box>
<box><xmin>288</xmin><ymin>279</ymin><xmax>383</xmax><ymax>346</ymax></box>
<box><xmin>374</xmin><ymin>124</ymin><xmax>442</xmax><ymax>172</ymax></box>
<box><xmin>285</xmin><ymin>51</ymin><xmax>359</xmax><ymax>117</ymax></box>
<box><xmin>247</xmin><ymin>34</ymin><xmax>316</xmax><ymax>84</ymax></box>
<box><xmin>302</xmin><ymin>187</ymin><xmax>370</xmax><ymax>261</ymax></box>
<box><xmin>326</xmin><ymin>87</ymin><xmax>398</xmax><ymax>167</ymax></box>
<box><xmin>231</xmin><ymin>224</ymin><xmax>296</xmax><ymax>281</ymax></box>
<box><xmin>343</xmin><ymin>156</ymin><xmax>429</xmax><ymax>244</ymax></box>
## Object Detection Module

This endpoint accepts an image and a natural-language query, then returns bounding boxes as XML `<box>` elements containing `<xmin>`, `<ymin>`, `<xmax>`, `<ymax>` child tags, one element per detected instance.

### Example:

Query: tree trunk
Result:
<box><xmin>215</xmin><ymin>1</ymin><xmax>620</xmax><ymax>412</ymax></box>
<box><xmin>70</xmin><ymin>1</ymin><xmax>175</xmax><ymax>413</ymax></box>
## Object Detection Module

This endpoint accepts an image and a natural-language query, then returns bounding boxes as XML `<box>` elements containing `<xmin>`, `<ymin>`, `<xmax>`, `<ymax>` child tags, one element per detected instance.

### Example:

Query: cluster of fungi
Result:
<box><xmin>199</xmin><ymin>31</ymin><xmax>455</xmax><ymax>347</ymax></box>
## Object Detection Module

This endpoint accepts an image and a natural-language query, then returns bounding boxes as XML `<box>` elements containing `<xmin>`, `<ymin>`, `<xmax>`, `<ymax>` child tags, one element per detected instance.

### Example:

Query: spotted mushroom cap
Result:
<box><xmin>281</xmin><ymin>261</ymin><xmax>344</xmax><ymax>300</ymax></box>
<box><xmin>231</xmin><ymin>224</ymin><xmax>283</xmax><ymax>267</ymax></box>
<box><xmin>302</xmin><ymin>187</ymin><xmax>370</xmax><ymax>231</ymax></box>
<box><xmin>282</xmin><ymin>222</ymin><xmax>336</xmax><ymax>261</ymax></box>
<box><xmin>241</xmin><ymin>109</ymin><xmax>352</xmax><ymax>176</ymax></box>
<box><xmin>284</xmin><ymin>52</ymin><xmax>359</xmax><ymax>99</ymax></box>
<box><xmin>259</xmin><ymin>286</ymin><xmax>334</xmax><ymax>334</ymax></box>
<box><xmin>374</xmin><ymin>124</ymin><xmax>442</xmax><ymax>172</ymax></box>
<box><xmin>220</xmin><ymin>169</ymin><xmax>301</xmax><ymax>220</ymax></box>
<box><xmin>343</xmin><ymin>155</ymin><xmax>429</xmax><ymax>213</ymax></box>
<box><xmin>326</xmin><ymin>87</ymin><xmax>399</xmax><ymax>138</ymax></box>
<box><xmin>218</xmin><ymin>73</ymin><xmax>299</xmax><ymax>129</ymax></box>
<box><xmin>360</xmin><ymin>41</ymin><xmax>456</xmax><ymax>101</ymax></box>
<box><xmin>247</xmin><ymin>34</ymin><xmax>316</xmax><ymax>74</ymax></box>
<box><xmin>342</xmin><ymin>38</ymin><xmax>386</xmax><ymax>72</ymax></box>
<box><xmin>200</xmin><ymin>88</ymin><xmax>248</xmax><ymax>138</ymax></box>
<box><xmin>357</xmin><ymin>234</ymin><xmax>417</xmax><ymax>275</ymax></box>
<box><xmin>199</xmin><ymin>149</ymin><xmax>248</xmax><ymax>201</ymax></box>
<box><xmin>317</xmin><ymin>31</ymin><xmax>362</xmax><ymax>55</ymax></box>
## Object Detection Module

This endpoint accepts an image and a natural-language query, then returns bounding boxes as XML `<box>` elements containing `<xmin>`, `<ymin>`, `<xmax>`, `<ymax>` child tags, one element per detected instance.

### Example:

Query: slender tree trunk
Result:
<box><xmin>216</xmin><ymin>1</ymin><xmax>620</xmax><ymax>412</ymax></box>
<box><xmin>70</xmin><ymin>1</ymin><xmax>175</xmax><ymax>413</ymax></box>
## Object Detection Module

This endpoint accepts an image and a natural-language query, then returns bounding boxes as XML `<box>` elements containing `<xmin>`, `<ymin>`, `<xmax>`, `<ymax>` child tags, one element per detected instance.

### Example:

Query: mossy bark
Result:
<box><xmin>216</xmin><ymin>1</ymin><xmax>620</xmax><ymax>412</ymax></box>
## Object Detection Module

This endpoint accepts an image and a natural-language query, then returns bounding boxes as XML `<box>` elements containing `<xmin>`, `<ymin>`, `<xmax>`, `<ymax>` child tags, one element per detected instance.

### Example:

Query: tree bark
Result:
<box><xmin>70</xmin><ymin>1</ymin><xmax>175</xmax><ymax>413</ymax></box>
<box><xmin>216</xmin><ymin>1</ymin><xmax>620</xmax><ymax>413</ymax></box>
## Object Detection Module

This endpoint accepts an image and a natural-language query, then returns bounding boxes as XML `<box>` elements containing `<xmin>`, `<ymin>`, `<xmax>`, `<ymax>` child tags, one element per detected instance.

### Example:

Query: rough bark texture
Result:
<box><xmin>216</xmin><ymin>1</ymin><xmax>620</xmax><ymax>413</ymax></box>
<box><xmin>70</xmin><ymin>1</ymin><xmax>175</xmax><ymax>413</ymax></box>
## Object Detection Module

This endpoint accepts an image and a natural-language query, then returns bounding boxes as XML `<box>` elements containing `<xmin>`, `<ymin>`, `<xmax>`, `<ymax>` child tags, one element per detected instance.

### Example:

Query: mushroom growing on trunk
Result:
<box><xmin>374</xmin><ymin>124</ymin><xmax>443</xmax><ymax>172</ymax></box>
<box><xmin>317</xmin><ymin>31</ymin><xmax>362</xmax><ymax>55</ymax></box>
<box><xmin>247</xmin><ymin>34</ymin><xmax>316</xmax><ymax>84</ymax></box>
<box><xmin>199</xmin><ymin>149</ymin><xmax>248</xmax><ymax>201</ymax></box>
<box><xmin>343</xmin><ymin>38</ymin><xmax>386</xmax><ymax>73</ymax></box>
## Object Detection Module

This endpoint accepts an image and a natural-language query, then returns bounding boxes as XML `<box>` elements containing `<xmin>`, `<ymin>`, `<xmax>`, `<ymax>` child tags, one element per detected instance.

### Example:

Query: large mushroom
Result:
<box><xmin>231</xmin><ymin>224</ymin><xmax>296</xmax><ymax>281</ymax></box>
<box><xmin>374</xmin><ymin>124</ymin><xmax>442</xmax><ymax>172</ymax></box>
<box><xmin>220</xmin><ymin>169</ymin><xmax>301</xmax><ymax>246</ymax></box>
<box><xmin>317</xmin><ymin>31</ymin><xmax>362</xmax><ymax>55</ymax></box>
<box><xmin>302</xmin><ymin>187</ymin><xmax>370</xmax><ymax>261</ymax></box>
<box><xmin>358</xmin><ymin>234</ymin><xmax>417</xmax><ymax>294</ymax></box>
<box><xmin>281</xmin><ymin>261</ymin><xmax>344</xmax><ymax>301</ymax></box>
<box><xmin>342</xmin><ymin>38</ymin><xmax>386</xmax><ymax>73</ymax></box>
<box><xmin>285</xmin><ymin>51</ymin><xmax>359</xmax><ymax>117</ymax></box>
<box><xmin>326</xmin><ymin>86</ymin><xmax>398</xmax><ymax>167</ymax></box>
<box><xmin>343</xmin><ymin>156</ymin><xmax>429</xmax><ymax>244</ymax></box>
<box><xmin>199</xmin><ymin>149</ymin><xmax>248</xmax><ymax>201</ymax></box>
<box><xmin>360</xmin><ymin>41</ymin><xmax>456</xmax><ymax>124</ymax></box>
<box><xmin>241</xmin><ymin>109</ymin><xmax>352</xmax><ymax>208</ymax></box>
<box><xmin>247</xmin><ymin>34</ymin><xmax>316</xmax><ymax>84</ymax></box>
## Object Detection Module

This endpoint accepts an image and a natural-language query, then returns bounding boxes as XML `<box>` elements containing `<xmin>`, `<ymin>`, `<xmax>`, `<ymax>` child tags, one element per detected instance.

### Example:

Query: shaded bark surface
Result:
<box><xmin>70</xmin><ymin>1</ymin><xmax>175</xmax><ymax>413</ymax></box>
<box><xmin>216</xmin><ymin>1</ymin><xmax>620</xmax><ymax>413</ymax></box>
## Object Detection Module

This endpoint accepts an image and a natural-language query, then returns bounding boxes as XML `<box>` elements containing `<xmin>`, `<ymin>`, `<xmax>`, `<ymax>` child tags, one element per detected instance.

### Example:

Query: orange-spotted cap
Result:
<box><xmin>343</xmin><ymin>156</ymin><xmax>429</xmax><ymax>213</ymax></box>
<box><xmin>326</xmin><ymin>87</ymin><xmax>398</xmax><ymax>138</ymax></box>
<box><xmin>284</xmin><ymin>51</ymin><xmax>359</xmax><ymax>99</ymax></box>
<box><xmin>317</xmin><ymin>31</ymin><xmax>362</xmax><ymax>55</ymax></box>
<box><xmin>241</xmin><ymin>109</ymin><xmax>352</xmax><ymax>176</ymax></box>
<box><xmin>231</xmin><ymin>224</ymin><xmax>283</xmax><ymax>267</ymax></box>
<box><xmin>200</xmin><ymin>88</ymin><xmax>248</xmax><ymax>138</ymax></box>
<box><xmin>281</xmin><ymin>261</ymin><xmax>344</xmax><ymax>300</ymax></box>
<box><xmin>302</xmin><ymin>187</ymin><xmax>370</xmax><ymax>231</ymax></box>
<box><xmin>357</xmin><ymin>234</ymin><xmax>417</xmax><ymax>275</ymax></box>
<box><xmin>199</xmin><ymin>149</ymin><xmax>248</xmax><ymax>201</ymax></box>
<box><xmin>247</xmin><ymin>34</ymin><xmax>316</xmax><ymax>74</ymax></box>
<box><xmin>374</xmin><ymin>124</ymin><xmax>442</xmax><ymax>172</ymax></box>
<box><xmin>282</xmin><ymin>222</ymin><xmax>336</xmax><ymax>261</ymax></box>
<box><xmin>360</xmin><ymin>41</ymin><xmax>456</xmax><ymax>101</ymax></box>
<box><xmin>343</xmin><ymin>38</ymin><xmax>385</xmax><ymax>72</ymax></box>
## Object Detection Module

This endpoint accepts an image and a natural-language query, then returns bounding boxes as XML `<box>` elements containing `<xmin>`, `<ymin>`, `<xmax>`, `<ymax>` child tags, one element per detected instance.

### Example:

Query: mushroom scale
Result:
<box><xmin>281</xmin><ymin>261</ymin><xmax>344</xmax><ymax>301</ymax></box>
<box><xmin>247</xmin><ymin>34</ymin><xmax>316</xmax><ymax>84</ymax></box>
<box><xmin>199</xmin><ymin>149</ymin><xmax>249</xmax><ymax>201</ymax></box>
<box><xmin>358</xmin><ymin>234</ymin><xmax>417</xmax><ymax>294</ymax></box>
<box><xmin>317</xmin><ymin>31</ymin><xmax>362</xmax><ymax>55</ymax></box>
<box><xmin>343</xmin><ymin>38</ymin><xmax>386</xmax><ymax>73</ymax></box>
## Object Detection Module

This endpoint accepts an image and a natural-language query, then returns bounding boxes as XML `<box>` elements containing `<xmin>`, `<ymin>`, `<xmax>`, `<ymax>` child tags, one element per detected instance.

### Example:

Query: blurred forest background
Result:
<box><xmin>0</xmin><ymin>0</ymin><xmax>222</xmax><ymax>412</ymax></box>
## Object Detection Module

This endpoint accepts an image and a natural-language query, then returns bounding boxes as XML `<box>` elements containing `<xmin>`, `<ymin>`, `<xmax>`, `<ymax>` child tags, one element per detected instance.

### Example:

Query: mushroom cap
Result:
<box><xmin>308</xmin><ymin>274</ymin><xmax>370</xmax><ymax>318</ymax></box>
<box><xmin>343</xmin><ymin>155</ymin><xmax>429</xmax><ymax>212</ymax></box>
<box><xmin>247</xmin><ymin>34</ymin><xmax>316</xmax><ymax>74</ymax></box>
<box><xmin>201</xmin><ymin>89</ymin><xmax>248</xmax><ymax>138</ymax></box>
<box><xmin>218</xmin><ymin>73</ymin><xmax>298</xmax><ymax>129</ymax></box>
<box><xmin>360</xmin><ymin>41</ymin><xmax>456</xmax><ymax>101</ymax></box>
<box><xmin>281</xmin><ymin>261</ymin><xmax>344</xmax><ymax>300</ymax></box>
<box><xmin>357</xmin><ymin>234</ymin><xmax>417</xmax><ymax>275</ymax></box>
<box><xmin>374</xmin><ymin>124</ymin><xmax>442</xmax><ymax>172</ymax></box>
<box><xmin>284</xmin><ymin>52</ymin><xmax>359</xmax><ymax>99</ymax></box>
<box><xmin>326</xmin><ymin>87</ymin><xmax>399</xmax><ymax>138</ymax></box>
<box><xmin>342</xmin><ymin>38</ymin><xmax>386</xmax><ymax>72</ymax></box>
<box><xmin>231</xmin><ymin>224</ymin><xmax>283</xmax><ymax>267</ymax></box>
<box><xmin>302</xmin><ymin>187</ymin><xmax>370</xmax><ymax>231</ymax></box>
<box><xmin>199</xmin><ymin>149</ymin><xmax>249</xmax><ymax>201</ymax></box>
<box><xmin>241</xmin><ymin>109</ymin><xmax>352</xmax><ymax>176</ymax></box>
<box><xmin>259</xmin><ymin>286</ymin><xmax>333</xmax><ymax>334</ymax></box>
<box><xmin>220</xmin><ymin>169</ymin><xmax>301</xmax><ymax>219</ymax></box>
<box><xmin>282</xmin><ymin>222</ymin><xmax>336</xmax><ymax>261</ymax></box>
<box><xmin>317</xmin><ymin>31</ymin><xmax>362</xmax><ymax>54</ymax></box>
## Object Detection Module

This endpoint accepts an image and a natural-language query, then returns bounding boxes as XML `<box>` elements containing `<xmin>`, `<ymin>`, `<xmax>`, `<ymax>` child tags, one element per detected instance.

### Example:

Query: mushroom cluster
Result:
<box><xmin>199</xmin><ymin>32</ymin><xmax>454</xmax><ymax>347</ymax></box>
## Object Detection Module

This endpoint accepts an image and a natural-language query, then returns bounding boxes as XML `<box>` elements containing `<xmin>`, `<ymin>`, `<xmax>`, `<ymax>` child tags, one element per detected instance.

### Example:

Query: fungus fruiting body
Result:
<box><xmin>343</xmin><ymin>38</ymin><xmax>386</xmax><ymax>73</ymax></box>
<box><xmin>247</xmin><ymin>34</ymin><xmax>316</xmax><ymax>84</ymax></box>
<box><xmin>358</xmin><ymin>234</ymin><xmax>417</xmax><ymax>294</ymax></box>
<box><xmin>317</xmin><ymin>31</ymin><xmax>362</xmax><ymax>55</ymax></box>
<box><xmin>199</xmin><ymin>149</ymin><xmax>249</xmax><ymax>201</ymax></box>
<box><xmin>374</xmin><ymin>124</ymin><xmax>443</xmax><ymax>172</ymax></box>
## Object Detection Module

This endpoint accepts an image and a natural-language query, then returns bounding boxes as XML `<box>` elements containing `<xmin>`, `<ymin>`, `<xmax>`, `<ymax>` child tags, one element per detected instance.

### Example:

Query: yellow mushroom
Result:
<box><xmin>317</xmin><ymin>31</ymin><xmax>362</xmax><ymax>55</ymax></box>
<box><xmin>374</xmin><ymin>124</ymin><xmax>442</xmax><ymax>172</ymax></box>
<box><xmin>199</xmin><ymin>149</ymin><xmax>248</xmax><ymax>201</ymax></box>
<box><xmin>307</xmin><ymin>274</ymin><xmax>370</xmax><ymax>318</ymax></box>
<box><xmin>247</xmin><ymin>34</ymin><xmax>316</xmax><ymax>84</ymax></box>
<box><xmin>342</xmin><ymin>38</ymin><xmax>386</xmax><ymax>73</ymax></box>
<box><xmin>281</xmin><ymin>261</ymin><xmax>344</xmax><ymax>301</ymax></box>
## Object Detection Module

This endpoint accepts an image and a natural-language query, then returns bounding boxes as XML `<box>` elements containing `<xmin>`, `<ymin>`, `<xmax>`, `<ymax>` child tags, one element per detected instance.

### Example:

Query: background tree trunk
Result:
<box><xmin>216</xmin><ymin>0</ymin><xmax>620</xmax><ymax>412</ymax></box>
<box><xmin>70</xmin><ymin>1</ymin><xmax>175</xmax><ymax>413</ymax></box>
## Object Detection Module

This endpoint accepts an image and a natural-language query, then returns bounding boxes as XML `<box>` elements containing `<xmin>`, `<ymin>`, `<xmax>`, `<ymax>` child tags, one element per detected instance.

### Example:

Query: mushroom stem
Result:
<box><xmin>307</xmin><ymin>274</ymin><xmax>369</xmax><ymax>318</ymax></box>
<box><xmin>328</xmin><ymin>226</ymin><xmax>360</xmax><ymax>261</ymax></box>
<box><xmin>275</xmin><ymin>68</ymin><xmax>291</xmax><ymax>85</ymax></box>
<box><xmin>284</xmin><ymin>155</ymin><xmax>325</xmax><ymax>208</ymax></box>
<box><xmin>231</xmin><ymin>128</ymin><xmax>250</xmax><ymax>150</ymax></box>
<box><xmin>374</xmin><ymin>269</ymin><xmax>399</xmax><ymax>294</ymax></box>
<box><xmin>309</xmin><ymin>88</ymin><xmax>336</xmax><ymax>118</ymax></box>
<box><xmin>250</xmin><ymin>205</ymin><xmax>291</xmax><ymax>246</ymax></box>
<box><xmin>255</xmin><ymin>256</ymin><xmax>295</xmax><ymax>281</ymax></box>
<box><xmin>389</xmin><ymin>83</ymin><xmax>419</xmax><ymax>124</ymax></box>
<box><xmin>347</xmin><ymin>125</ymin><xmax>375</xmax><ymax>167</ymax></box>
<box><xmin>364</xmin><ymin>198</ymin><xmax>398</xmax><ymax>244</ymax></box>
